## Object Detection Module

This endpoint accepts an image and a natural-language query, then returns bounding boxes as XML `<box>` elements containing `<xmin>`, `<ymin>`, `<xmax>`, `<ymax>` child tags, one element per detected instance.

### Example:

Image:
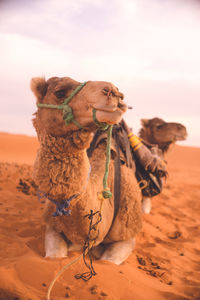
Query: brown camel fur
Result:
<box><xmin>139</xmin><ymin>117</ymin><xmax>187</xmax><ymax>154</ymax></box>
<box><xmin>31</xmin><ymin>76</ymin><xmax>142</xmax><ymax>264</ymax></box>
<box><xmin>138</xmin><ymin>117</ymin><xmax>187</xmax><ymax>213</ymax></box>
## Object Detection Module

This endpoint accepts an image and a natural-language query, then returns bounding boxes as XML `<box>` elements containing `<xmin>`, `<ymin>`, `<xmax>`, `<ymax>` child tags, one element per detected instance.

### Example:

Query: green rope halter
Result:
<box><xmin>102</xmin><ymin>125</ymin><xmax>113</xmax><ymax>198</ymax></box>
<box><xmin>37</xmin><ymin>81</ymin><xmax>112</xmax><ymax>132</ymax></box>
<box><xmin>37</xmin><ymin>81</ymin><xmax>87</xmax><ymax>128</ymax></box>
<box><xmin>92</xmin><ymin>109</ymin><xmax>110</xmax><ymax>131</ymax></box>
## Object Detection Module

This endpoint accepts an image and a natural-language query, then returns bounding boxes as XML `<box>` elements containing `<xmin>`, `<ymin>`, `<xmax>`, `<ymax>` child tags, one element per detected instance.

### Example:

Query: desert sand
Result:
<box><xmin>0</xmin><ymin>132</ymin><xmax>200</xmax><ymax>300</ymax></box>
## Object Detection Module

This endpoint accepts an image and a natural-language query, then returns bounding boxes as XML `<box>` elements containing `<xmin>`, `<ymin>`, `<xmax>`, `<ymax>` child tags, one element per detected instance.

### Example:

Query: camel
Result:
<box><xmin>138</xmin><ymin>117</ymin><xmax>187</xmax><ymax>213</ymax></box>
<box><xmin>31</xmin><ymin>76</ymin><xmax>142</xmax><ymax>265</ymax></box>
<box><xmin>87</xmin><ymin>117</ymin><xmax>187</xmax><ymax>216</ymax></box>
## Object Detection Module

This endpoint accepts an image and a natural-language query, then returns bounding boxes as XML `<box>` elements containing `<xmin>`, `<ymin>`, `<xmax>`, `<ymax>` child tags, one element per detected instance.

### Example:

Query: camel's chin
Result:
<box><xmin>175</xmin><ymin>134</ymin><xmax>187</xmax><ymax>141</ymax></box>
<box><xmin>174</xmin><ymin>138</ymin><xmax>185</xmax><ymax>142</ymax></box>
<box><xmin>96</xmin><ymin>109</ymin><xmax>124</xmax><ymax>125</ymax></box>
<box><xmin>155</xmin><ymin>133</ymin><xmax>187</xmax><ymax>144</ymax></box>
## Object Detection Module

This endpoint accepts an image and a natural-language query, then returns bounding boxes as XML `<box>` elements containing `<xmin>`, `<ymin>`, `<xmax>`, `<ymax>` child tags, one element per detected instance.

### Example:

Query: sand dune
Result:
<box><xmin>0</xmin><ymin>132</ymin><xmax>39</xmax><ymax>165</ymax></box>
<box><xmin>0</xmin><ymin>132</ymin><xmax>200</xmax><ymax>300</ymax></box>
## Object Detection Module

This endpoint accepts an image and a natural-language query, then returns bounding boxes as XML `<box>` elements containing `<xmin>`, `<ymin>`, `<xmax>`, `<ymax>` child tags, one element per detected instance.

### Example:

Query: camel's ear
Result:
<box><xmin>141</xmin><ymin>119</ymin><xmax>149</xmax><ymax>128</ymax></box>
<box><xmin>30</xmin><ymin>77</ymin><xmax>47</xmax><ymax>102</ymax></box>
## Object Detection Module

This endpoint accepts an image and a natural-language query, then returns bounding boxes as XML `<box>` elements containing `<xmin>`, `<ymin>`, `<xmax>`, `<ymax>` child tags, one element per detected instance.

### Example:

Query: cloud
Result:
<box><xmin>1</xmin><ymin>0</ymin><xmax>200</xmax><ymax>83</ymax></box>
<box><xmin>1</xmin><ymin>0</ymin><xmax>200</xmax><ymax>61</ymax></box>
<box><xmin>0</xmin><ymin>0</ymin><xmax>116</xmax><ymax>52</ymax></box>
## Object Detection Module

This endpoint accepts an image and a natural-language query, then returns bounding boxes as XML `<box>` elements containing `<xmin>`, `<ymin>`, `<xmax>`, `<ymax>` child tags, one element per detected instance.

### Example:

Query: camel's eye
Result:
<box><xmin>102</xmin><ymin>88</ymin><xmax>110</xmax><ymax>95</ymax></box>
<box><xmin>156</xmin><ymin>124</ymin><xmax>164</xmax><ymax>129</ymax></box>
<box><xmin>54</xmin><ymin>90</ymin><xmax>66</xmax><ymax>99</ymax></box>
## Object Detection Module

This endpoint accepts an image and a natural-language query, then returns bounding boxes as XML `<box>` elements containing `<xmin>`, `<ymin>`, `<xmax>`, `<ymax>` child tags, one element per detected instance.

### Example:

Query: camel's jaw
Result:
<box><xmin>173</xmin><ymin>131</ymin><xmax>188</xmax><ymax>142</ymax></box>
<box><xmin>154</xmin><ymin>131</ymin><xmax>188</xmax><ymax>145</ymax></box>
<box><xmin>94</xmin><ymin>104</ymin><xmax>127</xmax><ymax>125</ymax></box>
<box><xmin>166</xmin><ymin>126</ymin><xmax>188</xmax><ymax>143</ymax></box>
<box><xmin>151</xmin><ymin>122</ymin><xmax>188</xmax><ymax>145</ymax></box>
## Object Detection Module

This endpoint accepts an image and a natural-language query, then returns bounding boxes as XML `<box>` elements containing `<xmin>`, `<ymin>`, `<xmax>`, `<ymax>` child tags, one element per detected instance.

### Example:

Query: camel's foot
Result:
<box><xmin>100</xmin><ymin>238</ymin><xmax>136</xmax><ymax>265</ymax></box>
<box><xmin>45</xmin><ymin>225</ymin><xmax>68</xmax><ymax>257</ymax></box>
<box><xmin>142</xmin><ymin>197</ymin><xmax>152</xmax><ymax>214</ymax></box>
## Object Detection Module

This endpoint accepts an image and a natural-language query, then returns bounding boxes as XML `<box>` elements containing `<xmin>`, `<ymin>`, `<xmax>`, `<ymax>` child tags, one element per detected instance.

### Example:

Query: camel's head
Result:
<box><xmin>140</xmin><ymin>117</ymin><xmax>187</xmax><ymax>151</ymax></box>
<box><xmin>31</xmin><ymin>76</ymin><xmax>127</xmax><ymax>136</ymax></box>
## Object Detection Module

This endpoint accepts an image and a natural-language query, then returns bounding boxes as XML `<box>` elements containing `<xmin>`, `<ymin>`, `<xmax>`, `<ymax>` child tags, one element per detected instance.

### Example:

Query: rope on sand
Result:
<box><xmin>47</xmin><ymin>254</ymin><xmax>83</xmax><ymax>300</ymax></box>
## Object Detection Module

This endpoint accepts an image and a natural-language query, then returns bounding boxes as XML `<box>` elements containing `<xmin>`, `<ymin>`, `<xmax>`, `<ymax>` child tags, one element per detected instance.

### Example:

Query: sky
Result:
<box><xmin>0</xmin><ymin>0</ymin><xmax>200</xmax><ymax>147</ymax></box>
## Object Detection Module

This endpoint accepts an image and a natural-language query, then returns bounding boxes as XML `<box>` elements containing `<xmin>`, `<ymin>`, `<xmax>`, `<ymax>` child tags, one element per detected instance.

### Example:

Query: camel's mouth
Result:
<box><xmin>93</xmin><ymin>105</ymin><xmax>127</xmax><ymax>113</ymax></box>
<box><xmin>93</xmin><ymin>100</ymin><xmax>127</xmax><ymax>114</ymax></box>
<box><xmin>173</xmin><ymin>132</ymin><xmax>188</xmax><ymax>141</ymax></box>
<box><xmin>94</xmin><ymin>103</ymin><xmax>127</xmax><ymax>125</ymax></box>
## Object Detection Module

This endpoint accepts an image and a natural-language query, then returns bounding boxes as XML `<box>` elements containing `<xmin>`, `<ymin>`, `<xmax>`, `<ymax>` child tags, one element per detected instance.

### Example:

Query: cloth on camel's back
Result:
<box><xmin>87</xmin><ymin>119</ymin><xmax>165</xmax><ymax>200</ymax></box>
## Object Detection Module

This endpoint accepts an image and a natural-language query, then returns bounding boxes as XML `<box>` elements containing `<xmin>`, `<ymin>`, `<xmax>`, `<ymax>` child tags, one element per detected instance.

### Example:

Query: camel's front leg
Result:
<box><xmin>45</xmin><ymin>224</ymin><xmax>68</xmax><ymax>257</ymax></box>
<box><xmin>100</xmin><ymin>238</ymin><xmax>136</xmax><ymax>265</ymax></box>
<box><xmin>142</xmin><ymin>197</ymin><xmax>152</xmax><ymax>214</ymax></box>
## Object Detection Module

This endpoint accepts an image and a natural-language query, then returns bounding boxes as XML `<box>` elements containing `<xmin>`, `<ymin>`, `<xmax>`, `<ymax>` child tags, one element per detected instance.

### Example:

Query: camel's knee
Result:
<box><xmin>142</xmin><ymin>197</ymin><xmax>152</xmax><ymax>214</ymax></box>
<box><xmin>100</xmin><ymin>238</ymin><xmax>136</xmax><ymax>265</ymax></box>
<box><xmin>45</xmin><ymin>224</ymin><xmax>68</xmax><ymax>258</ymax></box>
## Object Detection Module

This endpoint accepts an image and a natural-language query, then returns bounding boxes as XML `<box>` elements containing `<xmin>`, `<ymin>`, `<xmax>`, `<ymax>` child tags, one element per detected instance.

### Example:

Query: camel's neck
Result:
<box><xmin>139</xmin><ymin>128</ymin><xmax>151</xmax><ymax>145</ymax></box>
<box><xmin>156</xmin><ymin>142</ymin><xmax>172</xmax><ymax>154</ymax></box>
<box><xmin>34</xmin><ymin>130</ymin><xmax>94</xmax><ymax>199</ymax></box>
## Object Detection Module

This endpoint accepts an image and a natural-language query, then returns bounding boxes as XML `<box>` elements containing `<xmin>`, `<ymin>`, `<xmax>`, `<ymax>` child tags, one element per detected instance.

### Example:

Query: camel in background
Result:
<box><xmin>88</xmin><ymin>117</ymin><xmax>187</xmax><ymax>216</ymax></box>
<box><xmin>139</xmin><ymin>117</ymin><xmax>187</xmax><ymax>153</ymax></box>
<box><xmin>139</xmin><ymin>117</ymin><xmax>187</xmax><ymax>213</ymax></box>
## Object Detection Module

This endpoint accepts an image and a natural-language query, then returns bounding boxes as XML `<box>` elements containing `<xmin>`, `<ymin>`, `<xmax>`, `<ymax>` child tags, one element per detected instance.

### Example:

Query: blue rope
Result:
<box><xmin>37</xmin><ymin>190</ymin><xmax>79</xmax><ymax>217</ymax></box>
